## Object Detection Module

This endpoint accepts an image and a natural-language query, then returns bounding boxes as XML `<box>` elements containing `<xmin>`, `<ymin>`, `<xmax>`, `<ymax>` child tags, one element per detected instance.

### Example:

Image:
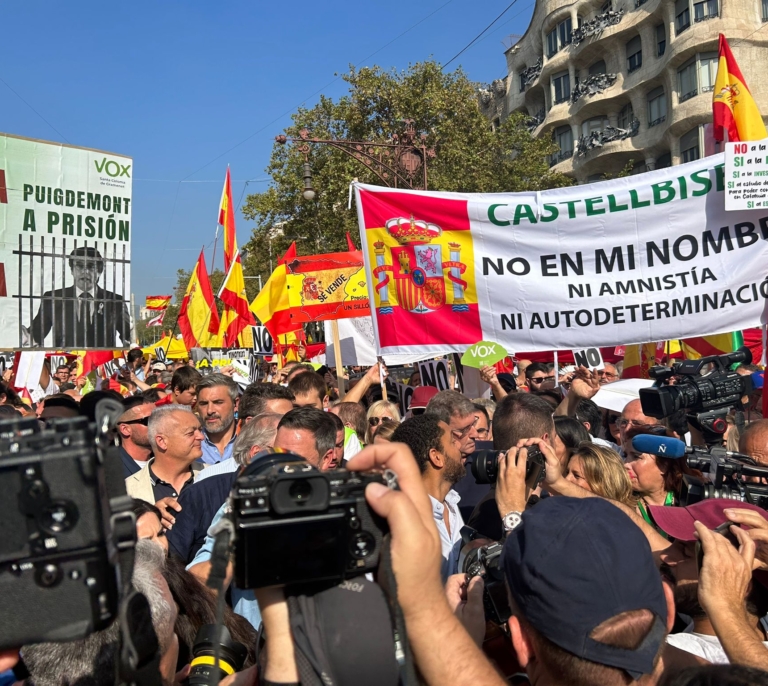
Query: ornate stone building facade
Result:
<box><xmin>493</xmin><ymin>0</ymin><xmax>768</xmax><ymax>182</ymax></box>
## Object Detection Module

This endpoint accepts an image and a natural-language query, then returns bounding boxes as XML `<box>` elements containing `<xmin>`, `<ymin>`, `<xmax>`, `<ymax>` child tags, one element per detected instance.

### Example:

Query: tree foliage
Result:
<box><xmin>240</xmin><ymin>60</ymin><xmax>572</xmax><ymax>282</ymax></box>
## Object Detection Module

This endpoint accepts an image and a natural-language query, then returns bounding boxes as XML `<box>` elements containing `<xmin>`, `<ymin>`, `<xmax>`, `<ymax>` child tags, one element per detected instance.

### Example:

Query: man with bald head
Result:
<box><xmin>125</xmin><ymin>405</ymin><xmax>204</xmax><ymax>516</ymax></box>
<box><xmin>740</xmin><ymin>419</ymin><xmax>768</xmax><ymax>465</ymax></box>
<box><xmin>117</xmin><ymin>396</ymin><xmax>154</xmax><ymax>477</ymax></box>
<box><xmin>618</xmin><ymin>398</ymin><xmax>660</xmax><ymax>446</ymax></box>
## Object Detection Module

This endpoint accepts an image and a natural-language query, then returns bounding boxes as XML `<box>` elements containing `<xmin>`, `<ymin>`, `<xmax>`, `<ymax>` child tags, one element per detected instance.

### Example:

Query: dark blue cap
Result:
<box><xmin>502</xmin><ymin>497</ymin><xmax>667</xmax><ymax>679</ymax></box>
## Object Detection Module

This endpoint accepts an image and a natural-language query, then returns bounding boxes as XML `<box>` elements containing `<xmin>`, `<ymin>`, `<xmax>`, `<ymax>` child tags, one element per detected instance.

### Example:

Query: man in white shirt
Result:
<box><xmin>392</xmin><ymin>414</ymin><xmax>466</xmax><ymax>580</ymax></box>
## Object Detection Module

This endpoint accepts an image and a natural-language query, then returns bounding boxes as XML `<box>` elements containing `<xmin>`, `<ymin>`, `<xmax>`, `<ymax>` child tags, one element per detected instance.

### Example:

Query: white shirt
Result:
<box><xmin>430</xmin><ymin>490</ymin><xmax>465</xmax><ymax>581</ymax></box>
<box><xmin>666</xmin><ymin>632</ymin><xmax>768</xmax><ymax>664</ymax></box>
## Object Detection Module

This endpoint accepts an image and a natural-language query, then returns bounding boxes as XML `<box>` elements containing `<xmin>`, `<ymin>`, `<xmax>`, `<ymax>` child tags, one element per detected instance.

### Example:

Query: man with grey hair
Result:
<box><xmin>196</xmin><ymin>373</ymin><xmax>239</xmax><ymax>465</ymax></box>
<box><xmin>22</xmin><ymin>540</ymin><xmax>179</xmax><ymax>685</ymax></box>
<box><xmin>166</xmin><ymin>413</ymin><xmax>282</xmax><ymax>565</ymax></box>
<box><xmin>126</xmin><ymin>405</ymin><xmax>204</xmax><ymax>528</ymax></box>
<box><xmin>426</xmin><ymin>390</ymin><xmax>480</xmax><ymax>460</ymax></box>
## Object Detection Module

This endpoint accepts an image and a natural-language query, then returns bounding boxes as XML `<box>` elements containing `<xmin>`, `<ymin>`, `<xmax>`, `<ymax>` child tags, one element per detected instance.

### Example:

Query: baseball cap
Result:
<box><xmin>648</xmin><ymin>498</ymin><xmax>767</xmax><ymax>541</ymax></box>
<box><xmin>151</xmin><ymin>362</ymin><xmax>167</xmax><ymax>371</ymax></box>
<box><xmin>503</xmin><ymin>497</ymin><xmax>667</xmax><ymax>679</ymax></box>
<box><xmin>752</xmin><ymin>371</ymin><xmax>764</xmax><ymax>390</ymax></box>
<box><xmin>410</xmin><ymin>386</ymin><xmax>439</xmax><ymax>410</ymax></box>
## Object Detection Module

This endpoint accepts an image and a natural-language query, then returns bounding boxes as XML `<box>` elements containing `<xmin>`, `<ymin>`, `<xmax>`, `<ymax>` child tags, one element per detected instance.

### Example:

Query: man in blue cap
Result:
<box><xmin>502</xmin><ymin>496</ymin><xmax>671</xmax><ymax>685</ymax></box>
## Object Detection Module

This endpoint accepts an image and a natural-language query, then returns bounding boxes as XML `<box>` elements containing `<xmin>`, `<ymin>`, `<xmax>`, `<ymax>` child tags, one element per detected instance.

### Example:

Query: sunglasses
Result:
<box><xmin>529</xmin><ymin>376</ymin><xmax>554</xmax><ymax>383</ymax></box>
<box><xmin>369</xmin><ymin>416</ymin><xmax>395</xmax><ymax>427</ymax></box>
<box><xmin>120</xmin><ymin>417</ymin><xmax>149</xmax><ymax>426</ymax></box>
<box><xmin>411</xmin><ymin>407</ymin><xmax>426</xmax><ymax>416</ymax></box>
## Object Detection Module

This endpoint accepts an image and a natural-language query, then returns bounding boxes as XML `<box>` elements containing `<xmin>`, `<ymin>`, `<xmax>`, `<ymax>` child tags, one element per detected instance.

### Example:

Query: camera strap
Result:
<box><xmin>96</xmin><ymin>399</ymin><xmax>163</xmax><ymax>686</ymax></box>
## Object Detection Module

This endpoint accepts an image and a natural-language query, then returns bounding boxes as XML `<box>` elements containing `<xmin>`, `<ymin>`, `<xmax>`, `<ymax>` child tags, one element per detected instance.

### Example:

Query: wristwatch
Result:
<box><xmin>502</xmin><ymin>511</ymin><xmax>523</xmax><ymax>534</ymax></box>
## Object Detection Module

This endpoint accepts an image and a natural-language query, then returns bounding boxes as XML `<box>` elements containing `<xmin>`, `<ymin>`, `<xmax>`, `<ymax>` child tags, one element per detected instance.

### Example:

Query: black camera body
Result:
<box><xmin>471</xmin><ymin>445</ymin><xmax>546</xmax><ymax>489</ymax></box>
<box><xmin>232</xmin><ymin>452</ymin><xmax>389</xmax><ymax>589</ymax></box>
<box><xmin>640</xmin><ymin>347</ymin><xmax>753</xmax><ymax>443</ymax></box>
<box><xmin>461</xmin><ymin>540</ymin><xmax>510</xmax><ymax>625</ymax></box>
<box><xmin>0</xmin><ymin>416</ymin><xmax>121</xmax><ymax>650</ymax></box>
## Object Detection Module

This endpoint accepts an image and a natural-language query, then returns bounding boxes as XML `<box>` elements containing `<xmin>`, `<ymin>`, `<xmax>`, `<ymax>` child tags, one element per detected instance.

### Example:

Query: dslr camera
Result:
<box><xmin>0</xmin><ymin>411</ymin><xmax>129</xmax><ymax>650</ymax></box>
<box><xmin>640</xmin><ymin>347</ymin><xmax>753</xmax><ymax>443</ymax></box>
<box><xmin>472</xmin><ymin>444</ymin><xmax>546</xmax><ymax>489</ymax></box>
<box><xmin>231</xmin><ymin>451</ymin><xmax>391</xmax><ymax>589</ymax></box>
<box><xmin>460</xmin><ymin>538</ymin><xmax>510</xmax><ymax>626</ymax></box>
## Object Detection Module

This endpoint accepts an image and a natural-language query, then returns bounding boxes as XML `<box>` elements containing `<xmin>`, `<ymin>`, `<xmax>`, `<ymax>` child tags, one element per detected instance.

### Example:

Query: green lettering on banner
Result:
<box><xmin>652</xmin><ymin>181</ymin><xmax>675</xmax><ymax>205</ymax></box>
<box><xmin>514</xmin><ymin>204</ymin><xmax>537</xmax><ymax>225</ymax></box>
<box><xmin>22</xmin><ymin>209</ymin><xmax>36</xmax><ymax>232</ymax></box>
<box><xmin>540</xmin><ymin>204</ymin><xmax>558</xmax><ymax>222</ymax></box>
<box><xmin>608</xmin><ymin>194</ymin><xmax>629</xmax><ymax>212</ymax></box>
<box><xmin>629</xmin><ymin>189</ymin><xmax>651</xmax><ymax>209</ymax></box>
<box><xmin>47</xmin><ymin>211</ymin><xmax>59</xmax><ymax>233</ymax></box>
<box><xmin>488</xmin><ymin>204</ymin><xmax>510</xmax><ymax>226</ymax></box>
<box><xmin>585</xmin><ymin>197</ymin><xmax>605</xmax><ymax>216</ymax></box>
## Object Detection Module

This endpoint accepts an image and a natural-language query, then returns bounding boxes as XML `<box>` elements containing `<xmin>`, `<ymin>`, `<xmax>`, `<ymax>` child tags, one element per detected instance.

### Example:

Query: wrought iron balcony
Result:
<box><xmin>549</xmin><ymin>149</ymin><xmax>574</xmax><ymax>167</ymax></box>
<box><xmin>571</xmin><ymin>9</ymin><xmax>624</xmax><ymax>45</ymax></box>
<box><xmin>520</xmin><ymin>58</ymin><xmax>543</xmax><ymax>90</ymax></box>
<box><xmin>576</xmin><ymin>119</ymin><xmax>640</xmax><ymax>157</ymax></box>
<box><xmin>526</xmin><ymin>109</ymin><xmax>546</xmax><ymax>131</ymax></box>
<box><xmin>571</xmin><ymin>73</ymin><xmax>618</xmax><ymax>103</ymax></box>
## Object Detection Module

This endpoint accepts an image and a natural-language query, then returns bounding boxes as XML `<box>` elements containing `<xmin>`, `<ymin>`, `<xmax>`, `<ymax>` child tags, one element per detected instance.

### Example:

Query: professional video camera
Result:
<box><xmin>0</xmin><ymin>403</ymin><xmax>143</xmax><ymax>658</ymax></box>
<box><xmin>472</xmin><ymin>445</ymin><xmax>546</xmax><ymax>488</ymax></box>
<box><xmin>231</xmin><ymin>451</ymin><xmax>392</xmax><ymax>589</ymax></box>
<box><xmin>639</xmin><ymin>347</ymin><xmax>753</xmax><ymax>444</ymax></box>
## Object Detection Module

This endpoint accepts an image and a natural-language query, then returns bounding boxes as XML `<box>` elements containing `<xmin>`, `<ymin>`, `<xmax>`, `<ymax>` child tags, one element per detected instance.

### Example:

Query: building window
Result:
<box><xmin>699</xmin><ymin>52</ymin><xmax>718</xmax><ymax>92</ymax></box>
<box><xmin>546</xmin><ymin>17</ymin><xmax>572</xmax><ymax>57</ymax></box>
<box><xmin>693</xmin><ymin>0</ymin><xmax>718</xmax><ymax>22</ymax></box>
<box><xmin>552</xmin><ymin>71</ymin><xmax>571</xmax><ymax>103</ymax></box>
<box><xmin>589</xmin><ymin>60</ymin><xmax>607</xmax><ymax>76</ymax></box>
<box><xmin>618</xmin><ymin>102</ymin><xmax>635</xmax><ymax>129</ymax></box>
<box><xmin>648</xmin><ymin>86</ymin><xmax>667</xmax><ymax>126</ymax></box>
<box><xmin>630</xmin><ymin>161</ymin><xmax>648</xmax><ymax>175</ymax></box>
<box><xmin>676</xmin><ymin>0</ymin><xmax>691</xmax><ymax>33</ymax></box>
<box><xmin>678</xmin><ymin>58</ymin><xmax>698</xmax><ymax>102</ymax></box>
<box><xmin>763</xmin><ymin>0</ymin><xmax>768</xmax><ymax>21</ymax></box>
<box><xmin>627</xmin><ymin>36</ymin><xmax>643</xmax><ymax>73</ymax></box>
<box><xmin>519</xmin><ymin>69</ymin><xmax>527</xmax><ymax>93</ymax></box>
<box><xmin>582</xmin><ymin>117</ymin><xmax>609</xmax><ymax>137</ymax></box>
<box><xmin>657</xmin><ymin>152</ymin><xmax>672</xmax><ymax>168</ymax></box>
<box><xmin>552</xmin><ymin>125</ymin><xmax>574</xmax><ymax>165</ymax></box>
<box><xmin>681</xmin><ymin>126</ymin><xmax>701</xmax><ymax>162</ymax></box>
<box><xmin>656</xmin><ymin>24</ymin><xmax>666</xmax><ymax>56</ymax></box>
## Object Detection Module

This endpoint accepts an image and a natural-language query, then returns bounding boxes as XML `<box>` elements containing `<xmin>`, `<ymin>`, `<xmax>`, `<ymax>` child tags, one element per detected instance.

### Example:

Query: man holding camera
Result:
<box><xmin>391</xmin><ymin>414</ymin><xmax>467</xmax><ymax>579</ymax></box>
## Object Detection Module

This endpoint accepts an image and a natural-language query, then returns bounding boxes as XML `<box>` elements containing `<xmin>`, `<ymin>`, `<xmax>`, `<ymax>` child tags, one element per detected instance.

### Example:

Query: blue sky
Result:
<box><xmin>0</xmin><ymin>0</ymin><xmax>534</xmax><ymax>308</ymax></box>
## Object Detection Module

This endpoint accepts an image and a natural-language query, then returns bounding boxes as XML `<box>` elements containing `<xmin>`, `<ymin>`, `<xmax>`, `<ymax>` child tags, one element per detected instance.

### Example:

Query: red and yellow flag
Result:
<box><xmin>219</xmin><ymin>167</ymin><xmax>237</xmax><ymax>273</ymax></box>
<box><xmin>145</xmin><ymin>295</ymin><xmax>172</xmax><ymax>310</ymax></box>
<box><xmin>178</xmin><ymin>250</ymin><xmax>221</xmax><ymax>349</ymax></box>
<box><xmin>713</xmin><ymin>34</ymin><xmax>767</xmax><ymax>143</ymax></box>
<box><xmin>218</xmin><ymin>253</ymin><xmax>256</xmax><ymax>348</ymax></box>
<box><xmin>622</xmin><ymin>343</ymin><xmax>660</xmax><ymax>379</ymax></box>
<box><xmin>251</xmin><ymin>246</ymin><xmax>370</xmax><ymax>337</ymax></box>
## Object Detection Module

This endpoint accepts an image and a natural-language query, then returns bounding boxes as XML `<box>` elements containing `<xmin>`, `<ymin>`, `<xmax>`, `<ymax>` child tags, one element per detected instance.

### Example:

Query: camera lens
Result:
<box><xmin>471</xmin><ymin>450</ymin><xmax>500</xmax><ymax>485</ymax></box>
<box><xmin>289</xmin><ymin>479</ymin><xmax>313</xmax><ymax>502</ymax></box>
<box><xmin>188</xmin><ymin>625</ymin><xmax>247</xmax><ymax>686</ymax></box>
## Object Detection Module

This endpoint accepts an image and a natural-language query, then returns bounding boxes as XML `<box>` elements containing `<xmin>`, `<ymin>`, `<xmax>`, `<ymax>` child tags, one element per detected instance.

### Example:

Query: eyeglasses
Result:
<box><xmin>452</xmin><ymin>416</ymin><xmax>478</xmax><ymax>440</ymax></box>
<box><xmin>528</xmin><ymin>375</ymin><xmax>554</xmax><ymax>384</ymax></box>
<box><xmin>120</xmin><ymin>417</ymin><xmax>149</xmax><ymax>426</ymax></box>
<box><xmin>369</xmin><ymin>416</ymin><xmax>395</xmax><ymax>427</ymax></box>
<box><xmin>616</xmin><ymin>418</ymin><xmax>652</xmax><ymax>430</ymax></box>
<box><xmin>598</xmin><ymin>371</ymin><xmax>619</xmax><ymax>379</ymax></box>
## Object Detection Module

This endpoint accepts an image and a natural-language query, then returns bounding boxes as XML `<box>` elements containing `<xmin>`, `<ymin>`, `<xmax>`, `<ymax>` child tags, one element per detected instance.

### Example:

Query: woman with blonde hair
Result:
<box><xmin>365</xmin><ymin>399</ymin><xmax>401</xmax><ymax>444</ymax></box>
<box><xmin>565</xmin><ymin>442</ymin><xmax>635</xmax><ymax>507</ymax></box>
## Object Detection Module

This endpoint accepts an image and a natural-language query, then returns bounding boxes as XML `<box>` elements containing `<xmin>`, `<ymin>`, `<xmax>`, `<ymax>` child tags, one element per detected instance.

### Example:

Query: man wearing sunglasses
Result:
<box><xmin>117</xmin><ymin>395</ymin><xmax>155</xmax><ymax>477</ymax></box>
<box><xmin>524</xmin><ymin>362</ymin><xmax>554</xmax><ymax>391</ymax></box>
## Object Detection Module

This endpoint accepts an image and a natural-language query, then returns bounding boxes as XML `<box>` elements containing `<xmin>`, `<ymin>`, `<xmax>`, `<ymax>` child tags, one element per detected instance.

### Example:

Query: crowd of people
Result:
<box><xmin>4</xmin><ymin>348</ymin><xmax>768</xmax><ymax>685</ymax></box>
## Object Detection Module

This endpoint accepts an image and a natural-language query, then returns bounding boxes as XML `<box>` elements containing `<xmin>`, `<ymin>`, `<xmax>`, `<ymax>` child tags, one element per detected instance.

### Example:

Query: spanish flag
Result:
<box><xmin>178</xmin><ymin>250</ymin><xmax>221</xmax><ymax>349</ymax></box>
<box><xmin>713</xmin><ymin>34</ymin><xmax>767</xmax><ymax>143</ymax></box>
<box><xmin>622</xmin><ymin>343</ymin><xmax>660</xmax><ymax>379</ymax></box>
<box><xmin>218</xmin><ymin>252</ymin><xmax>256</xmax><ymax>348</ymax></box>
<box><xmin>145</xmin><ymin>295</ymin><xmax>172</xmax><ymax>310</ymax></box>
<box><xmin>219</xmin><ymin>167</ymin><xmax>237</xmax><ymax>273</ymax></box>
<box><xmin>681</xmin><ymin>331</ymin><xmax>744</xmax><ymax>359</ymax></box>
<box><xmin>250</xmin><ymin>246</ymin><xmax>370</xmax><ymax>337</ymax></box>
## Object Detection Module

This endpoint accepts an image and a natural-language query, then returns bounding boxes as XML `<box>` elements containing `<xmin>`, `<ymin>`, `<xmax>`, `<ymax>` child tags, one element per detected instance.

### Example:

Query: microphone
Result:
<box><xmin>631</xmin><ymin>434</ymin><xmax>687</xmax><ymax>459</ymax></box>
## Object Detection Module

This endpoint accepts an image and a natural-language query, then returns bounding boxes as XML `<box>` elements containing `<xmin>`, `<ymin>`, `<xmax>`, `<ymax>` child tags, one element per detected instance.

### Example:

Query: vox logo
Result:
<box><xmin>94</xmin><ymin>158</ymin><xmax>131</xmax><ymax>178</ymax></box>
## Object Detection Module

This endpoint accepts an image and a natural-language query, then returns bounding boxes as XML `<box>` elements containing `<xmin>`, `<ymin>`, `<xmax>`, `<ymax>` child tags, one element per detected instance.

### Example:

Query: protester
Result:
<box><xmin>739</xmin><ymin>419</ymin><xmax>768</xmax><ymax>464</ymax></box>
<box><xmin>409</xmin><ymin>385</ymin><xmax>439</xmax><ymax>416</ymax></box>
<box><xmin>524</xmin><ymin>362</ymin><xmax>554</xmax><ymax>391</ymax></box>
<box><xmin>479</xmin><ymin>365</ymin><xmax>510</xmax><ymax>401</ymax></box>
<box><xmin>425</xmin><ymin>390</ymin><xmax>478</xmax><ymax>460</ymax></box>
<box><xmin>565</xmin><ymin>442</ymin><xmax>635</xmax><ymax>506</ymax></box>
<box><xmin>330</xmin><ymin>400</ymin><xmax>368</xmax><ymax>454</ymax></box>
<box><xmin>471</xmin><ymin>403</ymin><xmax>491</xmax><ymax>442</ymax></box>
<box><xmin>365</xmin><ymin>399</ymin><xmax>401</xmax><ymax>444</ymax></box>
<box><xmin>126</xmin><ymin>347</ymin><xmax>147</xmax><ymax>381</ymax></box>
<box><xmin>156</xmin><ymin>366</ymin><xmax>202</xmax><ymax>407</ymax></box>
<box><xmin>553</xmin><ymin>415</ymin><xmax>591</xmax><ymax>468</ymax></box>
<box><xmin>126</xmin><ymin>405</ymin><xmax>204</xmax><ymax>526</ymax></box>
<box><xmin>373</xmin><ymin>417</ymin><xmax>399</xmax><ymax>444</ymax></box>
<box><xmin>618</xmin><ymin>398</ymin><xmax>662</xmax><ymax>445</ymax></box>
<box><xmin>238</xmin><ymin>382</ymin><xmax>294</xmax><ymax>426</ymax></box>
<box><xmin>53</xmin><ymin>364</ymin><xmax>71</xmax><ymax>386</ymax></box>
<box><xmin>288</xmin><ymin>370</ymin><xmax>329</xmax><ymax>409</ymax></box>
<box><xmin>195</xmin><ymin>373</ymin><xmax>239</xmax><ymax>465</ymax></box>
<box><xmin>117</xmin><ymin>395</ymin><xmax>154</xmax><ymax>477</ymax></box>
<box><xmin>598</xmin><ymin>362</ymin><xmax>620</xmax><ymax>384</ymax></box>
<box><xmin>273</xmin><ymin>407</ymin><xmax>338</xmax><ymax>471</ymax></box>
<box><xmin>131</xmin><ymin>498</ymin><xmax>169</xmax><ymax>552</ymax></box>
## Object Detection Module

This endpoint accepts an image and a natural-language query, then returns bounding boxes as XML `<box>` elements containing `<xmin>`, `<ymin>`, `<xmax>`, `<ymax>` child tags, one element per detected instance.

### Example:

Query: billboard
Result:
<box><xmin>0</xmin><ymin>133</ymin><xmax>132</xmax><ymax>349</ymax></box>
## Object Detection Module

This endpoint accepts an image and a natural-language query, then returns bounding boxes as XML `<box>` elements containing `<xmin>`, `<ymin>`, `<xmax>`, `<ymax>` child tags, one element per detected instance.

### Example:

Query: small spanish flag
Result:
<box><xmin>145</xmin><ymin>295</ymin><xmax>172</xmax><ymax>310</ymax></box>
<box><xmin>713</xmin><ymin>34</ymin><xmax>767</xmax><ymax>143</ymax></box>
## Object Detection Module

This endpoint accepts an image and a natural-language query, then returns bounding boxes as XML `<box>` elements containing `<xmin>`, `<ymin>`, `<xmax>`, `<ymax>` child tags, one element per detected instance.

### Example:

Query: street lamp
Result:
<box><xmin>276</xmin><ymin>119</ymin><xmax>435</xmax><ymax>192</ymax></box>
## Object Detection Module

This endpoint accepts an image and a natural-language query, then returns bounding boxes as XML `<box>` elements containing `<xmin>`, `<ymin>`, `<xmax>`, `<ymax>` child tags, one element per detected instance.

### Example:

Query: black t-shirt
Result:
<box><xmin>148</xmin><ymin>463</ymin><xmax>194</xmax><ymax>501</ymax></box>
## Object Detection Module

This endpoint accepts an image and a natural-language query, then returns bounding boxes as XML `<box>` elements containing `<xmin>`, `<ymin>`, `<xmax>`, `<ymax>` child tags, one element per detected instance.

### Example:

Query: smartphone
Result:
<box><xmin>696</xmin><ymin>521</ymin><xmax>740</xmax><ymax>572</ymax></box>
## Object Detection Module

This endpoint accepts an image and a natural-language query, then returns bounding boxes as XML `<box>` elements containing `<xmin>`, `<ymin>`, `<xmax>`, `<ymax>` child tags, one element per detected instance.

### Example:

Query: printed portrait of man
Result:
<box><xmin>24</xmin><ymin>246</ymin><xmax>131</xmax><ymax>348</ymax></box>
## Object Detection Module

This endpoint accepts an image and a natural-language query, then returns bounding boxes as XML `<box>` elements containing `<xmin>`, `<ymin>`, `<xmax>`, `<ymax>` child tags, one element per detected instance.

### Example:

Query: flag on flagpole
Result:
<box><xmin>278</xmin><ymin>241</ymin><xmax>296</xmax><ymax>266</ymax></box>
<box><xmin>145</xmin><ymin>295</ymin><xmax>172</xmax><ymax>310</ymax></box>
<box><xmin>219</xmin><ymin>167</ymin><xmax>238</xmax><ymax>273</ymax></box>
<box><xmin>147</xmin><ymin>310</ymin><xmax>166</xmax><ymax>327</ymax></box>
<box><xmin>218</xmin><ymin>252</ymin><xmax>256</xmax><ymax>347</ymax></box>
<box><xmin>713</xmin><ymin>34</ymin><xmax>767</xmax><ymax>142</ymax></box>
<box><xmin>178</xmin><ymin>250</ymin><xmax>221</xmax><ymax>349</ymax></box>
<box><xmin>250</xmin><ymin>247</ymin><xmax>370</xmax><ymax>337</ymax></box>
<box><xmin>622</xmin><ymin>343</ymin><xmax>659</xmax><ymax>379</ymax></box>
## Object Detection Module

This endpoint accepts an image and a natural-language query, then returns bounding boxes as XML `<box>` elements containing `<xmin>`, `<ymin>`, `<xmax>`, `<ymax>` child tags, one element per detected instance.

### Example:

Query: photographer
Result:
<box><xmin>391</xmin><ymin>415</ymin><xmax>467</xmax><ymax>579</ymax></box>
<box><xmin>467</xmin><ymin>393</ymin><xmax>555</xmax><ymax>540</ymax></box>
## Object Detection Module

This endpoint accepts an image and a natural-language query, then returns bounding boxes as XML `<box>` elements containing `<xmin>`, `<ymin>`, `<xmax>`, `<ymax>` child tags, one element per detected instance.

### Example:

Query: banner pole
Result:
<box><xmin>378</xmin><ymin>355</ymin><xmax>387</xmax><ymax>401</ymax></box>
<box><xmin>330</xmin><ymin>320</ymin><xmax>346</xmax><ymax>400</ymax></box>
<box><xmin>553</xmin><ymin>351</ymin><xmax>559</xmax><ymax>389</ymax></box>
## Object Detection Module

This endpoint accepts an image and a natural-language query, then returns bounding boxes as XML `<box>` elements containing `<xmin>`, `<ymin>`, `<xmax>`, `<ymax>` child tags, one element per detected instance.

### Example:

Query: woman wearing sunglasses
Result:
<box><xmin>365</xmin><ymin>399</ymin><xmax>401</xmax><ymax>445</ymax></box>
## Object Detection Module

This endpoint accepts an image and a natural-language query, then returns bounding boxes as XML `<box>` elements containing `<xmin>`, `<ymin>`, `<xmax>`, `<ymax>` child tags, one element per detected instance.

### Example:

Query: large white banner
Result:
<box><xmin>0</xmin><ymin>133</ymin><xmax>132</xmax><ymax>349</ymax></box>
<box><xmin>355</xmin><ymin>154</ymin><xmax>768</xmax><ymax>354</ymax></box>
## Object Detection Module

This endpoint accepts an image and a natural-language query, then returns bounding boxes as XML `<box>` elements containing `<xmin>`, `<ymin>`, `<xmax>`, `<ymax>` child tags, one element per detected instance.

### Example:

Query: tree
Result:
<box><xmin>240</xmin><ymin>60</ymin><xmax>572</xmax><ymax>282</ymax></box>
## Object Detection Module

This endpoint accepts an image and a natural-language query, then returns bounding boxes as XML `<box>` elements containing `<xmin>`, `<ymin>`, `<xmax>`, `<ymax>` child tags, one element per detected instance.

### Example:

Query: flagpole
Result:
<box><xmin>331</xmin><ymin>320</ymin><xmax>346</xmax><ymax>400</ymax></box>
<box><xmin>211</xmin><ymin>225</ymin><xmax>220</xmax><ymax>274</ymax></box>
